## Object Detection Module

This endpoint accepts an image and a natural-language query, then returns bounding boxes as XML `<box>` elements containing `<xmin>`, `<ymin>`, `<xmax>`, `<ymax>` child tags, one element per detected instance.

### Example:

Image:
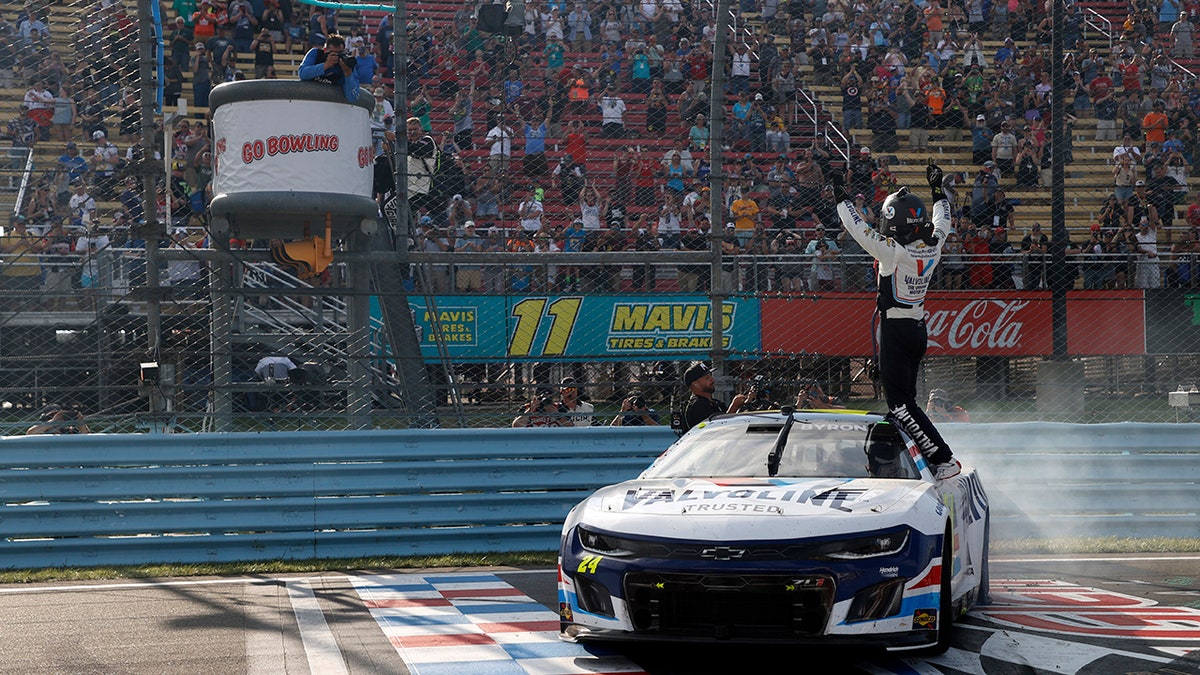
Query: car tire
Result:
<box><xmin>928</xmin><ymin>524</ymin><xmax>955</xmax><ymax>655</ymax></box>
<box><xmin>979</xmin><ymin>512</ymin><xmax>993</xmax><ymax>606</ymax></box>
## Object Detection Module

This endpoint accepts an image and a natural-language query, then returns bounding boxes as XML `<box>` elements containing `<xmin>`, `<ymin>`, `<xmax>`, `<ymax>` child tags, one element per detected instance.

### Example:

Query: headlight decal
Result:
<box><xmin>577</xmin><ymin>526</ymin><xmax>638</xmax><ymax>557</ymax></box>
<box><xmin>823</xmin><ymin>528</ymin><xmax>910</xmax><ymax>559</ymax></box>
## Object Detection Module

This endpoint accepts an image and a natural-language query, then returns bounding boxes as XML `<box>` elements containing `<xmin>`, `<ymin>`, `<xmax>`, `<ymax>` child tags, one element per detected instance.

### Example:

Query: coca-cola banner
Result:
<box><xmin>761</xmin><ymin>291</ymin><xmax>1145</xmax><ymax>357</ymax></box>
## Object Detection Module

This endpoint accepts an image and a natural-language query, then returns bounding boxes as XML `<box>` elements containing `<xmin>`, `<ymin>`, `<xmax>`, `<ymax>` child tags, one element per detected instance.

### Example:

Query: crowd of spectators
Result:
<box><xmin>6</xmin><ymin>0</ymin><xmax>1200</xmax><ymax>303</ymax></box>
<box><xmin>379</xmin><ymin>0</ymin><xmax>1200</xmax><ymax>293</ymax></box>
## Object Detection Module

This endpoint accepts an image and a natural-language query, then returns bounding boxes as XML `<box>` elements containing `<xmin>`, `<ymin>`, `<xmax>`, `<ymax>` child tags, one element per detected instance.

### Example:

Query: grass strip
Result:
<box><xmin>1</xmin><ymin>539</ymin><xmax>1198</xmax><ymax>584</ymax></box>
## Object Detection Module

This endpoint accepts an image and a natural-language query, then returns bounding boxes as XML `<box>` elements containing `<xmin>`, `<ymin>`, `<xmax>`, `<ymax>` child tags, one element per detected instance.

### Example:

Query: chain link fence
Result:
<box><xmin>1</xmin><ymin>0</ymin><xmax>1199</xmax><ymax>433</ymax></box>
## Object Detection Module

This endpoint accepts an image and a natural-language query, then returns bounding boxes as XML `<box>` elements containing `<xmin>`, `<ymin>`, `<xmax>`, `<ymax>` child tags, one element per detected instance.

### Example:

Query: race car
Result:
<box><xmin>558</xmin><ymin>408</ymin><xmax>990</xmax><ymax>653</ymax></box>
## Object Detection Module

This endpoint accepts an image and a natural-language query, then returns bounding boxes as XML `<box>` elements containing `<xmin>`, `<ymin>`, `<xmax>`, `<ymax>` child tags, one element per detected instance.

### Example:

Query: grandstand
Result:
<box><xmin>5</xmin><ymin>0</ymin><xmax>1194</xmax><ymax>274</ymax></box>
<box><xmin>0</xmin><ymin>0</ymin><xmax>1197</xmax><ymax>432</ymax></box>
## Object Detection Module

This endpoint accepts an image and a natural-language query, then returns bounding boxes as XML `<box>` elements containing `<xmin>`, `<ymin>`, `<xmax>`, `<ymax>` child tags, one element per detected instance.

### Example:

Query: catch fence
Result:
<box><xmin>2</xmin><ymin>0</ymin><xmax>1200</xmax><ymax>431</ymax></box>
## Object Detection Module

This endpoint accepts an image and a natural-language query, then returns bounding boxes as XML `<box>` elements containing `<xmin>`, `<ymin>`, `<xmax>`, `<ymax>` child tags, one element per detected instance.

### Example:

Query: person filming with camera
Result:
<box><xmin>611</xmin><ymin>391</ymin><xmax>659</xmax><ymax>426</ymax></box>
<box><xmin>512</xmin><ymin>387</ymin><xmax>569</xmax><ymax>427</ymax></box>
<box><xmin>298</xmin><ymin>33</ymin><xmax>361</xmax><ymax>103</ymax></box>
<box><xmin>739</xmin><ymin>375</ymin><xmax>778</xmax><ymax>412</ymax></box>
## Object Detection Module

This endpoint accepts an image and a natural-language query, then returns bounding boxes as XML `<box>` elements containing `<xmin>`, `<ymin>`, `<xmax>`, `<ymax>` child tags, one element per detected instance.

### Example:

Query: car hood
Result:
<box><xmin>578</xmin><ymin>477</ymin><xmax>929</xmax><ymax>540</ymax></box>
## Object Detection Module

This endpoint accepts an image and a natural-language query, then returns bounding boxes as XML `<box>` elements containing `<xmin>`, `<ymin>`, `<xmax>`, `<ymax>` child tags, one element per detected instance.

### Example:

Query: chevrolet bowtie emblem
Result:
<box><xmin>699</xmin><ymin>546</ymin><xmax>747</xmax><ymax>561</ymax></box>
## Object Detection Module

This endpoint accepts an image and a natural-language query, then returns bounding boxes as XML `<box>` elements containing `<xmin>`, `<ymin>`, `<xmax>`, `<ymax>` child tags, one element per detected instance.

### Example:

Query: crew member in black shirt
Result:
<box><xmin>682</xmin><ymin>362</ymin><xmax>747</xmax><ymax>432</ymax></box>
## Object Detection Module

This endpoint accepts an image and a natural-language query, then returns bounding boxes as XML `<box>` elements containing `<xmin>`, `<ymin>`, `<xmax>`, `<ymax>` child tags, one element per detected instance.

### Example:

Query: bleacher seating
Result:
<box><xmin>7</xmin><ymin>0</ymin><xmax>1195</xmax><ymax>253</ymax></box>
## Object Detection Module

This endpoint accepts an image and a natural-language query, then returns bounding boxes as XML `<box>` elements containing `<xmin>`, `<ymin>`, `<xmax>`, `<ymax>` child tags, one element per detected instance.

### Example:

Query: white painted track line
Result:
<box><xmin>287</xmin><ymin>578</ymin><xmax>348</xmax><ymax>675</ymax></box>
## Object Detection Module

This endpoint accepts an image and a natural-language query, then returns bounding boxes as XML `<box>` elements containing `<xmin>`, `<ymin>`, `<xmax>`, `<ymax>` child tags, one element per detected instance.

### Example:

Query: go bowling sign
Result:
<box><xmin>211</xmin><ymin>97</ymin><xmax>373</xmax><ymax>200</ymax></box>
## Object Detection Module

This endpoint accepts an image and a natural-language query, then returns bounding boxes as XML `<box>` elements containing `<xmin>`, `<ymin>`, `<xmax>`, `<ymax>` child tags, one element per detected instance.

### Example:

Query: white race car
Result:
<box><xmin>558</xmin><ymin>409</ymin><xmax>990</xmax><ymax>653</ymax></box>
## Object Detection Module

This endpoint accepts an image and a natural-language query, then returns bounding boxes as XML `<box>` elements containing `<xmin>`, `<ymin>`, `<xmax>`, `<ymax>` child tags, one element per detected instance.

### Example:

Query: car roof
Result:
<box><xmin>697</xmin><ymin>409</ymin><xmax>885</xmax><ymax>429</ymax></box>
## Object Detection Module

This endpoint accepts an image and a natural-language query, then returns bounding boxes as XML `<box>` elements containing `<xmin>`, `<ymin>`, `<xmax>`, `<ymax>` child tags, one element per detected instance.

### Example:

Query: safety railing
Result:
<box><xmin>0</xmin><ymin>423</ymin><xmax>1195</xmax><ymax>569</ymax></box>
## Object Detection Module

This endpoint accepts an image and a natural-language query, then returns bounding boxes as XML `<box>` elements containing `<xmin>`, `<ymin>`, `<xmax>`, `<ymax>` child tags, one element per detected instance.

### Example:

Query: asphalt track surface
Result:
<box><xmin>0</xmin><ymin>554</ymin><xmax>1197</xmax><ymax>675</ymax></box>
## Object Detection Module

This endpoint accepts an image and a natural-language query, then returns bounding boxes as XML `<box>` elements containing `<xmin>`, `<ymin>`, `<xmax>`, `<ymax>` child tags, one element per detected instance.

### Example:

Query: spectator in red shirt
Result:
<box><xmin>965</xmin><ymin>225</ymin><xmax>994</xmax><ymax>288</ymax></box>
<box><xmin>1119</xmin><ymin>53</ymin><xmax>1144</xmax><ymax>92</ymax></box>
<box><xmin>562</xmin><ymin>118</ymin><xmax>587</xmax><ymax>165</ymax></box>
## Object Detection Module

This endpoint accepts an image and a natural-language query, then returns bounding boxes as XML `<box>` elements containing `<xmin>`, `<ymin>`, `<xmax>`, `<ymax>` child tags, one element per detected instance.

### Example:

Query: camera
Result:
<box><xmin>339</xmin><ymin>54</ymin><xmax>357</xmax><ymax>69</ymax></box>
<box><xmin>750</xmin><ymin>374</ymin><xmax>771</xmax><ymax>398</ymax></box>
<box><xmin>537</xmin><ymin>395</ymin><xmax>555</xmax><ymax>410</ymax></box>
<box><xmin>629</xmin><ymin>394</ymin><xmax>645</xmax><ymax>409</ymax></box>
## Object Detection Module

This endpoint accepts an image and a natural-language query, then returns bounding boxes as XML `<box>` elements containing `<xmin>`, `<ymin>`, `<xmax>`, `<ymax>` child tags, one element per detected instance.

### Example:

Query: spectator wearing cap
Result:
<box><xmin>454</xmin><ymin>221</ymin><xmax>483</xmax><ymax>293</ymax></box>
<box><xmin>557</xmin><ymin>377</ymin><xmax>594</xmax><ymax>426</ymax></box>
<box><xmin>297</xmin><ymin>32</ymin><xmax>361</xmax><ymax>103</ymax></box>
<box><xmin>972</xmin><ymin>160</ymin><xmax>999</xmax><ymax>209</ymax></box>
<box><xmin>720</xmin><ymin>90</ymin><xmax>751</xmax><ymax>149</ymax></box>
<box><xmin>447</xmin><ymin>193</ymin><xmax>473</xmax><ymax>232</ymax></box>
<box><xmin>249</xmin><ymin>28</ymin><xmax>275</xmax><ymax>79</ymax></box>
<box><xmin>995</xmin><ymin>37</ymin><xmax>1017</xmax><ymax>67</ymax></box>
<box><xmin>405</xmin><ymin>117</ymin><xmax>439</xmax><ymax>217</ymax></box>
<box><xmin>190</xmin><ymin>41</ymin><xmax>213</xmax><ymax>108</ymax></box>
<box><xmin>611</xmin><ymin>390</ymin><xmax>659</xmax><ymax>426</ymax></box>
<box><xmin>682</xmin><ymin>362</ymin><xmax>749</xmax><ymax>432</ymax></box>
<box><xmin>68</xmin><ymin>180</ymin><xmax>97</xmax><ymax>226</ymax></box>
<box><xmin>1143</xmin><ymin>99</ymin><xmax>1169</xmax><ymax>148</ymax></box>
<box><xmin>369</xmin><ymin>86</ymin><xmax>394</xmax><ymax>156</ymax></box>
<box><xmin>1128</xmin><ymin>179</ymin><xmax>1157</xmax><ymax>228</ymax></box>
<box><xmin>512</xmin><ymin>387</ymin><xmax>569</xmax><ymax>428</ymax></box>
<box><xmin>970</xmin><ymin>114</ymin><xmax>993</xmax><ymax>166</ymax></box>
<box><xmin>1020</xmin><ymin>222</ymin><xmax>1050</xmax><ymax>289</ymax></box>
<box><xmin>89</xmin><ymin>131</ymin><xmax>121</xmax><ymax>201</ymax></box>
<box><xmin>805</xmin><ymin>223</ymin><xmax>841</xmax><ymax>291</ymax></box>
<box><xmin>848</xmin><ymin>147</ymin><xmax>875</xmax><ymax>199</ymax></box>
<box><xmin>598</xmin><ymin>85</ymin><xmax>627</xmax><ymax>139</ymax></box>
<box><xmin>729</xmin><ymin>190</ymin><xmax>759</xmax><ymax>246</ymax></box>
<box><xmin>57</xmin><ymin>142</ymin><xmax>88</xmax><ymax>184</ymax></box>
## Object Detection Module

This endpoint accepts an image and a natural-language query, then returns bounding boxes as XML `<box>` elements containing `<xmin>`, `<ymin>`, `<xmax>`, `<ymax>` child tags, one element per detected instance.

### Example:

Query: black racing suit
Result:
<box><xmin>836</xmin><ymin>198</ymin><xmax>955</xmax><ymax>465</ymax></box>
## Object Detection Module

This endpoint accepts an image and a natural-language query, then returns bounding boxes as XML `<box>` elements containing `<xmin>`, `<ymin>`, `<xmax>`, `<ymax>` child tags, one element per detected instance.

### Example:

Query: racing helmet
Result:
<box><xmin>879</xmin><ymin>187</ymin><xmax>934</xmax><ymax>245</ymax></box>
<box><xmin>866</xmin><ymin>441</ymin><xmax>906</xmax><ymax>478</ymax></box>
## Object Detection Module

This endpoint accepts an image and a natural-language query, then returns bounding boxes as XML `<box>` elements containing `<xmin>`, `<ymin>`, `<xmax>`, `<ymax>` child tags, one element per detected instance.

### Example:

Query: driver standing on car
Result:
<box><xmin>830</xmin><ymin>163</ymin><xmax>962</xmax><ymax>480</ymax></box>
<box><xmin>682</xmin><ymin>362</ymin><xmax>747</xmax><ymax>432</ymax></box>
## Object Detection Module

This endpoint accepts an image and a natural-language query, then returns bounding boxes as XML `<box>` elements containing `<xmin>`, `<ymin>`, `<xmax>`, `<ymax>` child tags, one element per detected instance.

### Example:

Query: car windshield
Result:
<box><xmin>642</xmin><ymin>419</ymin><xmax>921</xmax><ymax>480</ymax></box>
